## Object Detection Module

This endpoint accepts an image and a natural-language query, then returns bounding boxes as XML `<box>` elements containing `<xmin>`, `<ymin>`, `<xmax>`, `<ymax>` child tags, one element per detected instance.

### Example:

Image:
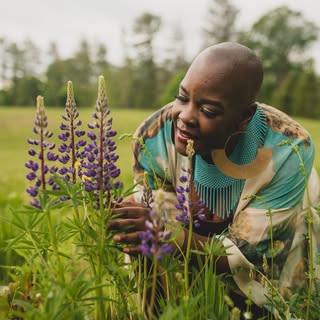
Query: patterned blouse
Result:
<box><xmin>131</xmin><ymin>102</ymin><xmax>320</xmax><ymax>308</ymax></box>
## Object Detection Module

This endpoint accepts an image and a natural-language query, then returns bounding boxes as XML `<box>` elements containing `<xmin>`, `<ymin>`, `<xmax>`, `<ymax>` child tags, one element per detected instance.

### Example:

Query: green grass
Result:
<box><xmin>0</xmin><ymin>106</ymin><xmax>319</xmax><ymax>317</ymax></box>
<box><xmin>0</xmin><ymin>107</ymin><xmax>319</xmax><ymax>210</ymax></box>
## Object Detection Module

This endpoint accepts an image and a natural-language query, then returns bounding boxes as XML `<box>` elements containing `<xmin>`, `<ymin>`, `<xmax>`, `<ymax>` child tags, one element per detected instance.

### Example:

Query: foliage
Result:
<box><xmin>291</xmin><ymin>66</ymin><xmax>320</xmax><ymax>118</ymax></box>
<box><xmin>129</xmin><ymin>13</ymin><xmax>162</xmax><ymax>109</ymax></box>
<box><xmin>0</xmin><ymin>76</ymin><xmax>44</xmax><ymax>106</ymax></box>
<box><xmin>156</xmin><ymin>71</ymin><xmax>185</xmax><ymax>107</ymax></box>
<box><xmin>0</xmin><ymin>79</ymin><xmax>234</xmax><ymax>319</ymax></box>
<box><xmin>0</xmin><ymin>77</ymin><xmax>319</xmax><ymax>319</ymax></box>
<box><xmin>239</xmin><ymin>6</ymin><xmax>319</xmax><ymax>104</ymax></box>
<box><xmin>0</xmin><ymin>5</ymin><xmax>319</xmax><ymax>118</ymax></box>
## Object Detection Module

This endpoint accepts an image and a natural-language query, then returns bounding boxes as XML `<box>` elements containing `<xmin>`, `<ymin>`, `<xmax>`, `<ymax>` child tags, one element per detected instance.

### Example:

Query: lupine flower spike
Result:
<box><xmin>57</xmin><ymin>81</ymin><xmax>86</xmax><ymax>184</ymax></box>
<box><xmin>25</xmin><ymin>96</ymin><xmax>59</xmax><ymax>208</ymax></box>
<box><xmin>139</xmin><ymin>188</ymin><xmax>174</xmax><ymax>260</ymax></box>
<box><xmin>176</xmin><ymin>139</ymin><xmax>205</xmax><ymax>227</ymax></box>
<box><xmin>81</xmin><ymin>75</ymin><xmax>122</xmax><ymax>208</ymax></box>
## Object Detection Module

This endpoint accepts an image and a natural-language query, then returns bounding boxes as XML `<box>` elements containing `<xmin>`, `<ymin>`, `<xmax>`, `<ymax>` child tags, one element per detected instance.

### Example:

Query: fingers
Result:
<box><xmin>113</xmin><ymin>230</ymin><xmax>144</xmax><ymax>257</ymax></box>
<box><xmin>112</xmin><ymin>206</ymin><xmax>150</xmax><ymax>219</ymax></box>
<box><xmin>110</xmin><ymin>201</ymin><xmax>151</xmax><ymax>257</ymax></box>
<box><xmin>123</xmin><ymin>246</ymin><xmax>141</xmax><ymax>256</ymax></box>
<box><xmin>114</xmin><ymin>201</ymin><xmax>146</xmax><ymax>209</ymax></box>
<box><xmin>109</xmin><ymin>218</ymin><xmax>146</xmax><ymax>231</ymax></box>
<box><xmin>113</xmin><ymin>231</ymin><xmax>143</xmax><ymax>244</ymax></box>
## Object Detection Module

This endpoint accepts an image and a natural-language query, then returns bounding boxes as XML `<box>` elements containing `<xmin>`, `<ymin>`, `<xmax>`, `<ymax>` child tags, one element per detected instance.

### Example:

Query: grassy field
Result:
<box><xmin>0</xmin><ymin>105</ymin><xmax>319</xmax><ymax>318</ymax></box>
<box><xmin>0</xmin><ymin>106</ymin><xmax>152</xmax><ymax>209</ymax></box>
<box><xmin>0</xmin><ymin>106</ymin><xmax>319</xmax><ymax>210</ymax></box>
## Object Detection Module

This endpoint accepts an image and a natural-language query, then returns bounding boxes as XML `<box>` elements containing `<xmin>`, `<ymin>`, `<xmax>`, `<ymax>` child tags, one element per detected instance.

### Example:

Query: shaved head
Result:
<box><xmin>187</xmin><ymin>42</ymin><xmax>263</xmax><ymax>109</ymax></box>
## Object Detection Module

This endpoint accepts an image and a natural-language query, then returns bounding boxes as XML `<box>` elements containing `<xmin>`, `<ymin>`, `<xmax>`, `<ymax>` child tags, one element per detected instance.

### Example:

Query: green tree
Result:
<box><xmin>202</xmin><ymin>0</ymin><xmax>239</xmax><ymax>47</ymax></box>
<box><xmin>44</xmin><ymin>40</ymin><xmax>98</xmax><ymax>107</ymax></box>
<box><xmin>22</xmin><ymin>38</ymin><xmax>42</xmax><ymax>77</ymax></box>
<box><xmin>0</xmin><ymin>37</ymin><xmax>8</xmax><ymax>88</ymax></box>
<box><xmin>130</xmin><ymin>12</ymin><xmax>162</xmax><ymax>109</ymax></box>
<box><xmin>270</xmin><ymin>70</ymin><xmax>299</xmax><ymax>114</ymax></box>
<box><xmin>73</xmin><ymin>39</ymin><xmax>92</xmax><ymax>86</ymax></box>
<box><xmin>156</xmin><ymin>71</ymin><xmax>185</xmax><ymax>107</ymax></box>
<box><xmin>157</xmin><ymin>24</ymin><xmax>189</xmax><ymax>104</ymax></box>
<box><xmin>15</xmin><ymin>77</ymin><xmax>44</xmax><ymax>105</ymax></box>
<box><xmin>45</xmin><ymin>58</ymin><xmax>96</xmax><ymax>107</ymax></box>
<box><xmin>239</xmin><ymin>6</ymin><xmax>319</xmax><ymax>103</ymax></box>
<box><xmin>6</xmin><ymin>42</ymin><xmax>25</xmax><ymax>80</ymax></box>
<box><xmin>93</xmin><ymin>43</ymin><xmax>109</xmax><ymax>78</ymax></box>
<box><xmin>291</xmin><ymin>63</ymin><xmax>320</xmax><ymax>118</ymax></box>
<box><xmin>47</xmin><ymin>41</ymin><xmax>60</xmax><ymax>64</ymax></box>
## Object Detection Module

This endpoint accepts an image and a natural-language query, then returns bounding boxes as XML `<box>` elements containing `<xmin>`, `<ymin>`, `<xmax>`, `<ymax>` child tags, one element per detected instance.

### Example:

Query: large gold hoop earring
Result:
<box><xmin>211</xmin><ymin>132</ymin><xmax>272</xmax><ymax>179</ymax></box>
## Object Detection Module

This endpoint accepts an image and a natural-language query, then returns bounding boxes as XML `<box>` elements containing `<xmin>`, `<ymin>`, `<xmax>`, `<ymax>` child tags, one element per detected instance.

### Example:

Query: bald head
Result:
<box><xmin>187</xmin><ymin>42</ymin><xmax>263</xmax><ymax>107</ymax></box>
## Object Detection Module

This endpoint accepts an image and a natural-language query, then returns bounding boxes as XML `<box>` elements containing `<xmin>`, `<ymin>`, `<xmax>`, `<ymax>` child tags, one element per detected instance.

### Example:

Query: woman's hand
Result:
<box><xmin>109</xmin><ymin>201</ymin><xmax>150</xmax><ymax>255</ymax></box>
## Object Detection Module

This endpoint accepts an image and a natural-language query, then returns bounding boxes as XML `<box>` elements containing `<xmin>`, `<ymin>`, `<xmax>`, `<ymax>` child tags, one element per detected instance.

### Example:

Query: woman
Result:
<box><xmin>110</xmin><ymin>42</ymin><xmax>320</xmax><ymax>316</ymax></box>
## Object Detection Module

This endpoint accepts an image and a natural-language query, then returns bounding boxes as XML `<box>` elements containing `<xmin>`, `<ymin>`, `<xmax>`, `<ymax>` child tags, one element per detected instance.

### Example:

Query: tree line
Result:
<box><xmin>0</xmin><ymin>1</ymin><xmax>319</xmax><ymax>118</ymax></box>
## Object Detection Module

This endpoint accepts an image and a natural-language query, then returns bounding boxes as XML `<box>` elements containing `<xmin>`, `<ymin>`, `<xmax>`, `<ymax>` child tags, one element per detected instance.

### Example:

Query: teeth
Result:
<box><xmin>180</xmin><ymin>130</ymin><xmax>193</xmax><ymax>139</ymax></box>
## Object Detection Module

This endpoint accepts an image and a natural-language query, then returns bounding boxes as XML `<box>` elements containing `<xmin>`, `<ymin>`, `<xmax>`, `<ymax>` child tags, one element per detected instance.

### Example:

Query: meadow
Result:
<box><xmin>0</xmin><ymin>104</ymin><xmax>319</xmax><ymax>319</ymax></box>
<box><xmin>1</xmin><ymin>105</ymin><xmax>319</xmax><ymax>211</ymax></box>
<box><xmin>0</xmin><ymin>106</ymin><xmax>152</xmax><ymax>210</ymax></box>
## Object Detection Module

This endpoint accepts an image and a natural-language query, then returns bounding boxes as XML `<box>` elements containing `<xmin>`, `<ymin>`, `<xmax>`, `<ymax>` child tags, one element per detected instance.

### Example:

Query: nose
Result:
<box><xmin>178</xmin><ymin>104</ymin><xmax>198</xmax><ymax>128</ymax></box>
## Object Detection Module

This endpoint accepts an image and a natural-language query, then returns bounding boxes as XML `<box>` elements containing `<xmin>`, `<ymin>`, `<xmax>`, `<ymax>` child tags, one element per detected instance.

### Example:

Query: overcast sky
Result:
<box><xmin>0</xmin><ymin>0</ymin><xmax>319</xmax><ymax>70</ymax></box>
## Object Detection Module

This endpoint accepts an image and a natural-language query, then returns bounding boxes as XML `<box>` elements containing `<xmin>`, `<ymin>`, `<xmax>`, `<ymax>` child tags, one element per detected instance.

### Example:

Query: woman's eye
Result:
<box><xmin>174</xmin><ymin>94</ymin><xmax>188</xmax><ymax>103</ymax></box>
<box><xmin>200</xmin><ymin>106</ymin><xmax>219</xmax><ymax>118</ymax></box>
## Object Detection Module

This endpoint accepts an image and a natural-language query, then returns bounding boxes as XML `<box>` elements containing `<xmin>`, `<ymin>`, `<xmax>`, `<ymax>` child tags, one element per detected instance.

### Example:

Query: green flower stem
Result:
<box><xmin>266</xmin><ymin>206</ymin><xmax>275</xmax><ymax>312</ymax></box>
<box><xmin>165</xmin><ymin>270</ymin><xmax>170</xmax><ymax>301</ymax></box>
<box><xmin>184</xmin><ymin>139</ymin><xmax>195</xmax><ymax>296</ymax></box>
<box><xmin>45</xmin><ymin>208</ymin><xmax>65</xmax><ymax>283</ymax></box>
<box><xmin>95</xmin><ymin>190</ymin><xmax>107</xmax><ymax>320</ymax></box>
<box><xmin>148</xmin><ymin>224</ymin><xmax>161</xmax><ymax>319</ymax></box>
<box><xmin>148</xmin><ymin>255</ymin><xmax>158</xmax><ymax>319</ymax></box>
<box><xmin>184</xmin><ymin>219</ymin><xmax>193</xmax><ymax>295</ymax></box>
<box><xmin>279</xmin><ymin>140</ymin><xmax>315</xmax><ymax>320</ymax></box>
<box><xmin>25</xmin><ymin>228</ymin><xmax>51</xmax><ymax>273</ymax></box>
<box><xmin>295</xmin><ymin>152</ymin><xmax>314</xmax><ymax>320</ymax></box>
<box><xmin>137</xmin><ymin>255</ymin><xmax>148</xmax><ymax>316</ymax></box>
<box><xmin>136</xmin><ymin>255</ymin><xmax>142</xmax><ymax>315</ymax></box>
<box><xmin>142</xmin><ymin>257</ymin><xmax>149</xmax><ymax>316</ymax></box>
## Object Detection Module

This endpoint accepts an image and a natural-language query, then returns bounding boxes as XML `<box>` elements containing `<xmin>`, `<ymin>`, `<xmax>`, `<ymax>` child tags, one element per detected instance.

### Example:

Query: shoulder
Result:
<box><xmin>134</xmin><ymin>102</ymin><xmax>174</xmax><ymax>140</ymax></box>
<box><xmin>258</xmin><ymin>102</ymin><xmax>312</xmax><ymax>147</ymax></box>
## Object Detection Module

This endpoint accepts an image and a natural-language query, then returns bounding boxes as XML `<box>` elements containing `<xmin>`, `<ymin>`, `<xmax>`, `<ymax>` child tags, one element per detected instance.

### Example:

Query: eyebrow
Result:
<box><xmin>180</xmin><ymin>85</ymin><xmax>225</xmax><ymax>110</ymax></box>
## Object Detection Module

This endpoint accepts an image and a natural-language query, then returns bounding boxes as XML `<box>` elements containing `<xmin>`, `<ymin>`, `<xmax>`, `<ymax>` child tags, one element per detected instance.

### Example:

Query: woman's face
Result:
<box><xmin>172</xmin><ymin>60</ymin><xmax>248</xmax><ymax>160</ymax></box>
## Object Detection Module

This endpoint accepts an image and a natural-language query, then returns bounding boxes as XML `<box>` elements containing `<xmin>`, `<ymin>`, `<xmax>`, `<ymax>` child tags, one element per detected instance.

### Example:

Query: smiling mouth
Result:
<box><xmin>176</xmin><ymin>119</ymin><xmax>197</xmax><ymax>140</ymax></box>
<box><xmin>177</xmin><ymin>128</ymin><xmax>196</xmax><ymax>140</ymax></box>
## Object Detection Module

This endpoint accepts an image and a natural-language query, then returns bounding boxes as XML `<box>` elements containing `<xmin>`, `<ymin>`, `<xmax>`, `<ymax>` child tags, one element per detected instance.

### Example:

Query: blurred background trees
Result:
<box><xmin>0</xmin><ymin>2</ymin><xmax>319</xmax><ymax>118</ymax></box>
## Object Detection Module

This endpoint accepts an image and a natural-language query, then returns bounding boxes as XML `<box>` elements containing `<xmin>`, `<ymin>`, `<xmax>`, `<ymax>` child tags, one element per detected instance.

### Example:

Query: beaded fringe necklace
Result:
<box><xmin>193</xmin><ymin>106</ymin><xmax>268</xmax><ymax>219</ymax></box>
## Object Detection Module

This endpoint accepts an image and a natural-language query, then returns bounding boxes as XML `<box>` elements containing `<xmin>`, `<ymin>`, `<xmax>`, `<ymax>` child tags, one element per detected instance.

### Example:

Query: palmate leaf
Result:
<box><xmin>0</xmin><ymin>207</ymin><xmax>46</xmax><ymax>232</ymax></box>
<box><xmin>50</xmin><ymin>175</ymin><xmax>85</xmax><ymax>205</ymax></box>
<box><xmin>0</xmin><ymin>208</ymin><xmax>48</xmax><ymax>255</ymax></box>
<box><xmin>192</xmin><ymin>236</ymin><xmax>231</xmax><ymax>258</ymax></box>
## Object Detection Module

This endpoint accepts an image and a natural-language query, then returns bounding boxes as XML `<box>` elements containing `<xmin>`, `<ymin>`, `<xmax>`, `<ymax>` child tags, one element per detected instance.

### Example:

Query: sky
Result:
<box><xmin>0</xmin><ymin>0</ymin><xmax>319</xmax><ymax>70</ymax></box>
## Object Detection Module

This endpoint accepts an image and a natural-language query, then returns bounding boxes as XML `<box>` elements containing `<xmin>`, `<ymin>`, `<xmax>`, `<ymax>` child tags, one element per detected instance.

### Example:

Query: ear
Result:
<box><xmin>238</xmin><ymin>103</ymin><xmax>257</xmax><ymax>131</ymax></box>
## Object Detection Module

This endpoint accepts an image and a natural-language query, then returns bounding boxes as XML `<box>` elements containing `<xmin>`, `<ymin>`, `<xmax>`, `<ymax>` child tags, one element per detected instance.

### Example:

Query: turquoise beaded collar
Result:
<box><xmin>193</xmin><ymin>106</ymin><xmax>267</xmax><ymax>219</ymax></box>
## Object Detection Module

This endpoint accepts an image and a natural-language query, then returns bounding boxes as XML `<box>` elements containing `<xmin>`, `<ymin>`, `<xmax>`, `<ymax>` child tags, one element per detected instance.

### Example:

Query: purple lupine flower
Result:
<box><xmin>175</xmin><ymin>178</ymin><xmax>206</xmax><ymax>228</ymax></box>
<box><xmin>25</xmin><ymin>96</ymin><xmax>59</xmax><ymax>208</ymax></box>
<box><xmin>57</xmin><ymin>81</ymin><xmax>86</xmax><ymax>184</ymax></box>
<box><xmin>175</xmin><ymin>140</ymin><xmax>206</xmax><ymax>228</ymax></box>
<box><xmin>139</xmin><ymin>190</ymin><xmax>174</xmax><ymax>261</ymax></box>
<box><xmin>81</xmin><ymin>76</ymin><xmax>122</xmax><ymax>209</ymax></box>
